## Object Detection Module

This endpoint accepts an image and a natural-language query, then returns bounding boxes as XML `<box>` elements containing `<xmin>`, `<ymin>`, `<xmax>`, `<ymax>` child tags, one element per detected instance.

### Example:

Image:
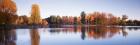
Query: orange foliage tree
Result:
<box><xmin>0</xmin><ymin>0</ymin><xmax>18</xmax><ymax>25</ymax></box>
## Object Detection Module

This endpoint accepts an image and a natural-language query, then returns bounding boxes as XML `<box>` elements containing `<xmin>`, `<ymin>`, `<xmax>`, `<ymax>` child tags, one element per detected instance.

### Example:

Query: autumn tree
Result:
<box><xmin>16</xmin><ymin>15</ymin><xmax>29</xmax><ymax>25</ymax></box>
<box><xmin>87</xmin><ymin>14</ymin><xmax>94</xmax><ymax>25</ymax></box>
<box><xmin>41</xmin><ymin>19</ymin><xmax>48</xmax><ymax>25</ymax></box>
<box><xmin>68</xmin><ymin>16</ymin><xmax>74</xmax><ymax>24</ymax></box>
<box><xmin>93</xmin><ymin>12</ymin><xmax>107</xmax><ymax>25</ymax></box>
<box><xmin>107</xmin><ymin>13</ymin><xmax>119</xmax><ymax>25</ymax></box>
<box><xmin>0</xmin><ymin>0</ymin><xmax>18</xmax><ymax>25</ymax></box>
<box><xmin>74</xmin><ymin>17</ymin><xmax>77</xmax><ymax>24</ymax></box>
<box><xmin>61</xmin><ymin>16</ymin><xmax>69</xmax><ymax>24</ymax></box>
<box><xmin>30</xmin><ymin>4</ymin><xmax>41</xmax><ymax>25</ymax></box>
<box><xmin>0</xmin><ymin>0</ymin><xmax>17</xmax><ymax>14</ymax></box>
<box><xmin>77</xmin><ymin>17</ymin><xmax>82</xmax><ymax>24</ymax></box>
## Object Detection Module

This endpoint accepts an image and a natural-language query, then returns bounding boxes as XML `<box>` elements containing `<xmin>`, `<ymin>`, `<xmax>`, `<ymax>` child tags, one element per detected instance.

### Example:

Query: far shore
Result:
<box><xmin>0</xmin><ymin>24</ymin><xmax>140</xmax><ymax>29</ymax></box>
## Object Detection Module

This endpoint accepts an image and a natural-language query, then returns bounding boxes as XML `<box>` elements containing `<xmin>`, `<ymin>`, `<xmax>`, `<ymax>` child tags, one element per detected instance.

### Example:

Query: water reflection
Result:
<box><xmin>49</xmin><ymin>25</ymin><xmax>130</xmax><ymax>40</ymax></box>
<box><xmin>81</xmin><ymin>26</ymin><xmax>86</xmax><ymax>40</ymax></box>
<box><xmin>0</xmin><ymin>25</ymin><xmax>140</xmax><ymax>45</ymax></box>
<box><xmin>30</xmin><ymin>28</ymin><xmax>40</xmax><ymax>45</ymax></box>
<box><xmin>0</xmin><ymin>28</ymin><xmax>16</xmax><ymax>45</ymax></box>
<box><xmin>127</xmin><ymin>26</ymin><xmax>140</xmax><ymax>30</ymax></box>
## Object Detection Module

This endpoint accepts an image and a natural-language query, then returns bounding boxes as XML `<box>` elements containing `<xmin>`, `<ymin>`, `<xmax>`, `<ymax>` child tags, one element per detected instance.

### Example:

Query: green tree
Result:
<box><xmin>56</xmin><ymin>16</ymin><xmax>61</xmax><ymax>24</ymax></box>
<box><xmin>48</xmin><ymin>15</ymin><xmax>57</xmax><ymax>24</ymax></box>
<box><xmin>120</xmin><ymin>15</ymin><xmax>128</xmax><ymax>26</ymax></box>
<box><xmin>126</xmin><ymin>20</ymin><xmax>133</xmax><ymax>26</ymax></box>
<box><xmin>81</xmin><ymin>11</ymin><xmax>86</xmax><ymax>24</ymax></box>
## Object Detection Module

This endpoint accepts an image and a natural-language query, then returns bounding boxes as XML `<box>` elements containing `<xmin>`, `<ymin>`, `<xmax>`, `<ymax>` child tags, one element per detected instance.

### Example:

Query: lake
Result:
<box><xmin>0</xmin><ymin>25</ymin><xmax>140</xmax><ymax>45</ymax></box>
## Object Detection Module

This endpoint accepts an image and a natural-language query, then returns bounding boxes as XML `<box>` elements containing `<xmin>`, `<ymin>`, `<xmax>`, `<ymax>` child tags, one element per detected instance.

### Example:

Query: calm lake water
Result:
<box><xmin>0</xmin><ymin>25</ymin><xmax>140</xmax><ymax>45</ymax></box>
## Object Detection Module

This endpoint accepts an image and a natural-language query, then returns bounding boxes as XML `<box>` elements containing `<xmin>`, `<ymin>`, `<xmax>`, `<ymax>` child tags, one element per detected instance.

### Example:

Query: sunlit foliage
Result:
<box><xmin>0</xmin><ymin>0</ymin><xmax>18</xmax><ymax>25</ymax></box>
<box><xmin>30</xmin><ymin>4</ymin><xmax>41</xmax><ymax>24</ymax></box>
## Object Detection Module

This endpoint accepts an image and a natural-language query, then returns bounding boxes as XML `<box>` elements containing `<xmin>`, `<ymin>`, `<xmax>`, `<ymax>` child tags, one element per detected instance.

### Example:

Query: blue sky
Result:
<box><xmin>14</xmin><ymin>0</ymin><xmax>140</xmax><ymax>20</ymax></box>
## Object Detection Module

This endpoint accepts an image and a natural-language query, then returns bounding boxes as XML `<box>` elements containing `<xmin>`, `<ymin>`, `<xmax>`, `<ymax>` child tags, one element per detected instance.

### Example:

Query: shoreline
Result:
<box><xmin>0</xmin><ymin>24</ymin><xmax>140</xmax><ymax>29</ymax></box>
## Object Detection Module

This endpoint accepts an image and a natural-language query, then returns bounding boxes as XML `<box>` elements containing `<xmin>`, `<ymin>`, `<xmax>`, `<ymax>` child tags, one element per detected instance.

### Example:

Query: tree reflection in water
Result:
<box><xmin>49</xmin><ymin>25</ymin><xmax>129</xmax><ymax>40</ymax></box>
<box><xmin>81</xmin><ymin>26</ymin><xmax>86</xmax><ymax>40</ymax></box>
<box><xmin>30</xmin><ymin>28</ymin><xmax>40</xmax><ymax>45</ymax></box>
<box><xmin>0</xmin><ymin>28</ymin><xmax>16</xmax><ymax>45</ymax></box>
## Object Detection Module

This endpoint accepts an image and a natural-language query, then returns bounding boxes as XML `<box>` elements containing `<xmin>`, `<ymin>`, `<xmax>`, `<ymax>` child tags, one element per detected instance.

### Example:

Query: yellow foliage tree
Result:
<box><xmin>30</xmin><ymin>4</ymin><xmax>41</xmax><ymax>24</ymax></box>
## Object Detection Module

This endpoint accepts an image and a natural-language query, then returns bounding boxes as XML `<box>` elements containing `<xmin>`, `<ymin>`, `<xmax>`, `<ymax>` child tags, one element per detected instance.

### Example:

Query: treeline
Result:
<box><xmin>126</xmin><ymin>20</ymin><xmax>140</xmax><ymax>26</ymax></box>
<box><xmin>0</xmin><ymin>0</ymin><xmax>140</xmax><ymax>26</ymax></box>
<box><xmin>45</xmin><ymin>11</ymin><xmax>140</xmax><ymax>26</ymax></box>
